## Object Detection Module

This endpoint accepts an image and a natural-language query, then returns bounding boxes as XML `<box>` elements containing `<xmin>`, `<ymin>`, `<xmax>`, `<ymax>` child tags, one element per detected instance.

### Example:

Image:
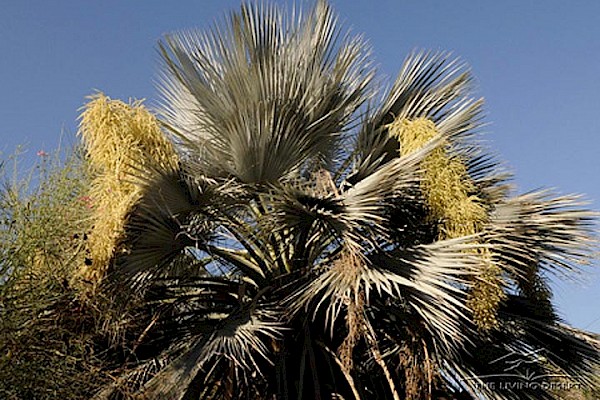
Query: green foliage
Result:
<box><xmin>0</xmin><ymin>147</ymin><xmax>108</xmax><ymax>399</ymax></box>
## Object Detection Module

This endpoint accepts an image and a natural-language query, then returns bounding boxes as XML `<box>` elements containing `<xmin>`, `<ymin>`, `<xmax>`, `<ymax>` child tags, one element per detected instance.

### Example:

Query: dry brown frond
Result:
<box><xmin>335</xmin><ymin>250</ymin><xmax>365</xmax><ymax>371</ymax></box>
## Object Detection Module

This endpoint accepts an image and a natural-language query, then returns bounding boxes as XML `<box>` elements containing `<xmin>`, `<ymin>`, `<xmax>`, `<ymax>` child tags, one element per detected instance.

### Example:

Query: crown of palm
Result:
<box><xmin>86</xmin><ymin>2</ymin><xmax>599</xmax><ymax>399</ymax></box>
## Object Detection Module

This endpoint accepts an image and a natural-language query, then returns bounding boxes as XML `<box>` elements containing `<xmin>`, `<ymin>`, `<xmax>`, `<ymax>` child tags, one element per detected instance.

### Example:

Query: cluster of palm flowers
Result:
<box><xmin>74</xmin><ymin>1</ymin><xmax>599</xmax><ymax>399</ymax></box>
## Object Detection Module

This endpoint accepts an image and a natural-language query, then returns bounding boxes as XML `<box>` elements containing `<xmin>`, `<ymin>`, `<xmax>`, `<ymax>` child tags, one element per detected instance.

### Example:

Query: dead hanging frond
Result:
<box><xmin>336</xmin><ymin>250</ymin><xmax>366</xmax><ymax>372</ymax></box>
<box><xmin>390</xmin><ymin>117</ymin><xmax>506</xmax><ymax>331</ymax></box>
<box><xmin>77</xmin><ymin>93</ymin><xmax>179</xmax><ymax>283</ymax></box>
<box><xmin>363</xmin><ymin>315</ymin><xmax>402</xmax><ymax>400</ymax></box>
<box><xmin>327</xmin><ymin>249</ymin><xmax>403</xmax><ymax>400</ymax></box>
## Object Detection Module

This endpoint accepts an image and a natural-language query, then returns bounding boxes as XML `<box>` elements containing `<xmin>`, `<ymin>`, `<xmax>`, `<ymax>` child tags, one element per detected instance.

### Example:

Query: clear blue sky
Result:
<box><xmin>1</xmin><ymin>1</ymin><xmax>599</xmax><ymax>332</ymax></box>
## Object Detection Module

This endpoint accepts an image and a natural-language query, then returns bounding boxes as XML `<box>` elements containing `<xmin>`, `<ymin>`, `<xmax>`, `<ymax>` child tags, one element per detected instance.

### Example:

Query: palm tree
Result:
<box><xmin>90</xmin><ymin>1</ymin><xmax>599</xmax><ymax>399</ymax></box>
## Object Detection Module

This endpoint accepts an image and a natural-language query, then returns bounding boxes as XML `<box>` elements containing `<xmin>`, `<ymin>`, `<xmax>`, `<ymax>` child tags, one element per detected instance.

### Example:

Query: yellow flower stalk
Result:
<box><xmin>78</xmin><ymin>93</ymin><xmax>179</xmax><ymax>282</ymax></box>
<box><xmin>389</xmin><ymin>117</ymin><xmax>505</xmax><ymax>331</ymax></box>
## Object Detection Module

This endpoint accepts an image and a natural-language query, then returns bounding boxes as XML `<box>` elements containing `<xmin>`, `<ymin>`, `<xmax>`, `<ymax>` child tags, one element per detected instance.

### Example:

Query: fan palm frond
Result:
<box><xmin>117</xmin><ymin>166</ymin><xmax>229</xmax><ymax>284</ymax></box>
<box><xmin>350</xmin><ymin>51</ymin><xmax>483</xmax><ymax>183</ymax></box>
<box><xmin>139</xmin><ymin>306</ymin><xmax>285</xmax><ymax>400</ymax></box>
<box><xmin>288</xmin><ymin>237</ymin><xmax>480</xmax><ymax>355</ymax></box>
<box><xmin>158</xmin><ymin>0</ymin><xmax>374</xmax><ymax>183</ymax></box>
<box><xmin>488</xmin><ymin>190</ymin><xmax>597</xmax><ymax>279</ymax></box>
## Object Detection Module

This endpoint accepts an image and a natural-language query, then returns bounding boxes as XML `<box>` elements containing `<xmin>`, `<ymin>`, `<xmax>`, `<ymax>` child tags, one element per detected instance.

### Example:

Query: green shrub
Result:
<box><xmin>0</xmin><ymin>146</ymin><xmax>107</xmax><ymax>399</ymax></box>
